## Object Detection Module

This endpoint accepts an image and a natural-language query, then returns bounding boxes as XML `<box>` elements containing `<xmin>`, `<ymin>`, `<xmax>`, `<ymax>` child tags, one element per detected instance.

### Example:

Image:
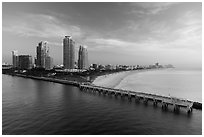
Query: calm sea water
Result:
<box><xmin>116</xmin><ymin>69</ymin><xmax>202</xmax><ymax>102</ymax></box>
<box><xmin>2</xmin><ymin>71</ymin><xmax>202</xmax><ymax>135</ymax></box>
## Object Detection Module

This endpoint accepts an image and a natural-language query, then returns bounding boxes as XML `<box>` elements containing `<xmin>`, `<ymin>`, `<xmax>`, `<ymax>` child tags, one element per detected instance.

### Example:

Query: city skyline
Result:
<box><xmin>2</xmin><ymin>2</ymin><xmax>202</xmax><ymax>69</ymax></box>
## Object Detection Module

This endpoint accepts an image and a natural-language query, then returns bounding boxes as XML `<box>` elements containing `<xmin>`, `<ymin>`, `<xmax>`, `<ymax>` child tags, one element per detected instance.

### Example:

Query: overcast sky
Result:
<box><xmin>2</xmin><ymin>2</ymin><xmax>202</xmax><ymax>69</ymax></box>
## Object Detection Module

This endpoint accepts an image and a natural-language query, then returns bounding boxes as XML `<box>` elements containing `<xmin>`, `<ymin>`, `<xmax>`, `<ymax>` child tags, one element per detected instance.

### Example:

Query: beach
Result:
<box><xmin>92</xmin><ymin>69</ymin><xmax>148</xmax><ymax>88</ymax></box>
<box><xmin>92</xmin><ymin>68</ymin><xmax>202</xmax><ymax>103</ymax></box>
<box><xmin>91</xmin><ymin>71</ymin><xmax>131</xmax><ymax>88</ymax></box>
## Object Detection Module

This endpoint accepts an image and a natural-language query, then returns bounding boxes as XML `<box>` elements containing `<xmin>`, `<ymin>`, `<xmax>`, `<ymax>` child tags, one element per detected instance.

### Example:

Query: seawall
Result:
<box><xmin>13</xmin><ymin>74</ymin><xmax>81</xmax><ymax>87</ymax></box>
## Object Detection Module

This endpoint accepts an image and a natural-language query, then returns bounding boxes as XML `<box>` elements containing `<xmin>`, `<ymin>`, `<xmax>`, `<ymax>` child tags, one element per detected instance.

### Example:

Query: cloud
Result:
<box><xmin>165</xmin><ymin>11</ymin><xmax>201</xmax><ymax>50</ymax></box>
<box><xmin>177</xmin><ymin>10</ymin><xmax>201</xmax><ymax>27</ymax></box>
<box><xmin>130</xmin><ymin>2</ymin><xmax>178</xmax><ymax>15</ymax></box>
<box><xmin>85</xmin><ymin>38</ymin><xmax>137</xmax><ymax>50</ymax></box>
<box><xmin>3</xmin><ymin>5</ymin><xmax>201</xmax><ymax>54</ymax></box>
<box><xmin>128</xmin><ymin>9</ymin><xmax>201</xmax><ymax>51</ymax></box>
<box><xmin>167</xmin><ymin>26</ymin><xmax>201</xmax><ymax>50</ymax></box>
<box><xmin>3</xmin><ymin>13</ymin><xmax>82</xmax><ymax>38</ymax></box>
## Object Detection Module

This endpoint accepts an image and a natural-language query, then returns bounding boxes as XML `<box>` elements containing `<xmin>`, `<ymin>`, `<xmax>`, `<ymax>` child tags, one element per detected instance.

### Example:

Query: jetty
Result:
<box><xmin>79</xmin><ymin>83</ymin><xmax>194</xmax><ymax>114</ymax></box>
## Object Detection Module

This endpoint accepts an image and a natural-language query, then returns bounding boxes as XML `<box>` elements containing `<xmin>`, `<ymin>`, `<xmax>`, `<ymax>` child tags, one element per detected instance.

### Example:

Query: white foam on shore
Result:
<box><xmin>92</xmin><ymin>71</ymin><xmax>133</xmax><ymax>88</ymax></box>
<box><xmin>92</xmin><ymin>69</ymin><xmax>156</xmax><ymax>89</ymax></box>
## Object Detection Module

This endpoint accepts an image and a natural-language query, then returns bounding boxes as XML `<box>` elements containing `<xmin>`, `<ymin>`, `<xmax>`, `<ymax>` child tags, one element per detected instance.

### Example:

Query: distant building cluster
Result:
<box><xmin>11</xmin><ymin>41</ymin><xmax>53</xmax><ymax>70</ymax></box>
<box><xmin>89</xmin><ymin>64</ymin><xmax>138</xmax><ymax>71</ymax></box>
<box><xmin>11</xmin><ymin>35</ymin><xmax>89</xmax><ymax>71</ymax></box>
<box><xmin>62</xmin><ymin>36</ymin><xmax>89</xmax><ymax>70</ymax></box>
<box><xmin>148</xmin><ymin>62</ymin><xmax>163</xmax><ymax>69</ymax></box>
<box><xmin>88</xmin><ymin>62</ymin><xmax>173</xmax><ymax>71</ymax></box>
<box><xmin>12</xmin><ymin>51</ymin><xmax>33</xmax><ymax>70</ymax></box>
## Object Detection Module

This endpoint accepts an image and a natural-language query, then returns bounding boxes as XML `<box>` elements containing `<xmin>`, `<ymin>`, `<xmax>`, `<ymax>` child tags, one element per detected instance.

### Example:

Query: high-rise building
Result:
<box><xmin>12</xmin><ymin>50</ymin><xmax>19</xmax><ymax>68</ymax></box>
<box><xmin>78</xmin><ymin>45</ymin><xmax>88</xmax><ymax>70</ymax></box>
<box><xmin>45</xmin><ymin>56</ymin><xmax>53</xmax><ymax>70</ymax></box>
<box><xmin>63</xmin><ymin>36</ymin><xmax>75</xmax><ymax>69</ymax></box>
<box><xmin>36</xmin><ymin>41</ymin><xmax>49</xmax><ymax>68</ymax></box>
<box><xmin>18</xmin><ymin>55</ymin><xmax>32</xmax><ymax>69</ymax></box>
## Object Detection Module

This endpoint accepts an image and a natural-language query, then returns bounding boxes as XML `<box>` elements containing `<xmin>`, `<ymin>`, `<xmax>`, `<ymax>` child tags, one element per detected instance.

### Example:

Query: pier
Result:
<box><xmin>7</xmin><ymin>73</ymin><xmax>200</xmax><ymax>112</ymax></box>
<box><xmin>79</xmin><ymin>84</ymin><xmax>194</xmax><ymax>114</ymax></box>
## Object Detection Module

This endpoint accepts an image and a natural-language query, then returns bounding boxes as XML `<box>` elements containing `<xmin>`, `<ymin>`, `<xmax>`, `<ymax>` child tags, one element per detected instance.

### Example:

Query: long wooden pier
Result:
<box><xmin>79</xmin><ymin>84</ymin><xmax>194</xmax><ymax>114</ymax></box>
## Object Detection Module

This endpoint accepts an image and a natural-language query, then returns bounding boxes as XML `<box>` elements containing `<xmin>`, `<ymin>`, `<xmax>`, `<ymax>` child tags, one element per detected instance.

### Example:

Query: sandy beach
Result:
<box><xmin>92</xmin><ymin>69</ymin><xmax>150</xmax><ymax>88</ymax></box>
<box><xmin>92</xmin><ymin>69</ymin><xmax>166</xmax><ymax>89</ymax></box>
<box><xmin>92</xmin><ymin>71</ymin><xmax>132</xmax><ymax>88</ymax></box>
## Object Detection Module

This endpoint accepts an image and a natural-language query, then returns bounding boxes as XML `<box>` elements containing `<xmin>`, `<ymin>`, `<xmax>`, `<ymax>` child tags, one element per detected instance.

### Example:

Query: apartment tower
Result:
<box><xmin>12</xmin><ymin>50</ymin><xmax>19</xmax><ymax>68</ymax></box>
<box><xmin>63</xmin><ymin>36</ymin><xmax>75</xmax><ymax>69</ymax></box>
<box><xmin>36</xmin><ymin>41</ymin><xmax>49</xmax><ymax>68</ymax></box>
<box><xmin>78</xmin><ymin>45</ymin><xmax>88</xmax><ymax>70</ymax></box>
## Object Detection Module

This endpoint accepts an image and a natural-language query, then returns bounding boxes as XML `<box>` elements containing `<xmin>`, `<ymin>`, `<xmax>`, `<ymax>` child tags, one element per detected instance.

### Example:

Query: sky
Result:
<box><xmin>2</xmin><ymin>2</ymin><xmax>202</xmax><ymax>69</ymax></box>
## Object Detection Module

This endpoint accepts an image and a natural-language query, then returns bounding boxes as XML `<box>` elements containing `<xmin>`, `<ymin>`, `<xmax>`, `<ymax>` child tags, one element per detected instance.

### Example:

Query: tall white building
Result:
<box><xmin>63</xmin><ymin>36</ymin><xmax>75</xmax><ymax>69</ymax></box>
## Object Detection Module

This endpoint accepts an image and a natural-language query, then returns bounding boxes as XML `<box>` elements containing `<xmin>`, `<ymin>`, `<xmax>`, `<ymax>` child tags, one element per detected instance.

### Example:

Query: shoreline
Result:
<box><xmin>92</xmin><ymin>70</ymin><xmax>133</xmax><ymax>88</ymax></box>
<box><xmin>2</xmin><ymin>71</ymin><xmax>202</xmax><ymax>110</ymax></box>
<box><xmin>91</xmin><ymin>69</ymin><xmax>202</xmax><ymax>109</ymax></box>
<box><xmin>92</xmin><ymin>69</ymin><xmax>164</xmax><ymax>88</ymax></box>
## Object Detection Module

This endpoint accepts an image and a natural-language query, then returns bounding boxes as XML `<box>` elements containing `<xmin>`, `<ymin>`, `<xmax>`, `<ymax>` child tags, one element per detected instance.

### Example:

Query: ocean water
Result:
<box><xmin>115</xmin><ymin>69</ymin><xmax>202</xmax><ymax>102</ymax></box>
<box><xmin>2</xmin><ymin>73</ymin><xmax>202</xmax><ymax>135</ymax></box>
